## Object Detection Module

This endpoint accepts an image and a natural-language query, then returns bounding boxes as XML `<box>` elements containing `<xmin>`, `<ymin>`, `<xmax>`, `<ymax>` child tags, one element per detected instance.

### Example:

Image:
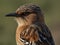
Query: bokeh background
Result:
<box><xmin>0</xmin><ymin>0</ymin><xmax>60</xmax><ymax>45</ymax></box>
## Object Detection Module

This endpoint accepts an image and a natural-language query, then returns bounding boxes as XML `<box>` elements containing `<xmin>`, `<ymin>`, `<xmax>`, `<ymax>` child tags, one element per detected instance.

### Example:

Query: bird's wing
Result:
<box><xmin>38</xmin><ymin>24</ymin><xmax>55</xmax><ymax>45</ymax></box>
<box><xmin>20</xmin><ymin>24</ymin><xmax>55</xmax><ymax>45</ymax></box>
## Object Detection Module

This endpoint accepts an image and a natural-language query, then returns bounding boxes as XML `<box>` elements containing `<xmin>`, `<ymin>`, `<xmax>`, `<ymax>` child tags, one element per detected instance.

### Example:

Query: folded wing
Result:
<box><xmin>20</xmin><ymin>24</ymin><xmax>55</xmax><ymax>45</ymax></box>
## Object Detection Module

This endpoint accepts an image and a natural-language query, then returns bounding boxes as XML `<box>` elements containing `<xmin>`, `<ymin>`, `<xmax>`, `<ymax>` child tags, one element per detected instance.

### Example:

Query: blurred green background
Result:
<box><xmin>0</xmin><ymin>0</ymin><xmax>60</xmax><ymax>45</ymax></box>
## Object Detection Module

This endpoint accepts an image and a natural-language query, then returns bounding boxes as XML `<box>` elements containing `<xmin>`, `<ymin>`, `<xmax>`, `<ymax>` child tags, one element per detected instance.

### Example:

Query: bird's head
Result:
<box><xmin>6</xmin><ymin>4</ymin><xmax>45</xmax><ymax>26</ymax></box>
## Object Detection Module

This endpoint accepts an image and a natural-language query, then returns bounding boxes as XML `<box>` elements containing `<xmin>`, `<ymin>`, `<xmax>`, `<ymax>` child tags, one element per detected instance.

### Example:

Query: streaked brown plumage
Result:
<box><xmin>6</xmin><ymin>4</ymin><xmax>55</xmax><ymax>45</ymax></box>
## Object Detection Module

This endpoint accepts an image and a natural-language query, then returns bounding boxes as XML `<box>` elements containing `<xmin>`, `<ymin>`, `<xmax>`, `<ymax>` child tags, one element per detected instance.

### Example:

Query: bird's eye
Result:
<box><xmin>21</xmin><ymin>12</ymin><xmax>31</xmax><ymax>16</ymax></box>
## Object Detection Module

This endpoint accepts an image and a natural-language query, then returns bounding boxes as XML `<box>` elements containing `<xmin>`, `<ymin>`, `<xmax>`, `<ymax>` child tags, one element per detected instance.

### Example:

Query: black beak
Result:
<box><xmin>6</xmin><ymin>12</ymin><xmax>21</xmax><ymax>17</ymax></box>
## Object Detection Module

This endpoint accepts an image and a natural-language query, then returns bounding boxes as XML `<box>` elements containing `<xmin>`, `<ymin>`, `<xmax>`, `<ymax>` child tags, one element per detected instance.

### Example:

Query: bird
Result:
<box><xmin>6</xmin><ymin>4</ymin><xmax>55</xmax><ymax>45</ymax></box>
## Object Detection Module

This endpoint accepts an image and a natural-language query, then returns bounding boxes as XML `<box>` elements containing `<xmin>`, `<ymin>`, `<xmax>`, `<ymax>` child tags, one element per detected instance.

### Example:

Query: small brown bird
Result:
<box><xmin>6</xmin><ymin>4</ymin><xmax>55</xmax><ymax>45</ymax></box>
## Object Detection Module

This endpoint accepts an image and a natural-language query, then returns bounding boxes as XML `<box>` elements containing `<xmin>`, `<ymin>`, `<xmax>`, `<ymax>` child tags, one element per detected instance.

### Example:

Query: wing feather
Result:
<box><xmin>20</xmin><ymin>24</ymin><xmax>55</xmax><ymax>45</ymax></box>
